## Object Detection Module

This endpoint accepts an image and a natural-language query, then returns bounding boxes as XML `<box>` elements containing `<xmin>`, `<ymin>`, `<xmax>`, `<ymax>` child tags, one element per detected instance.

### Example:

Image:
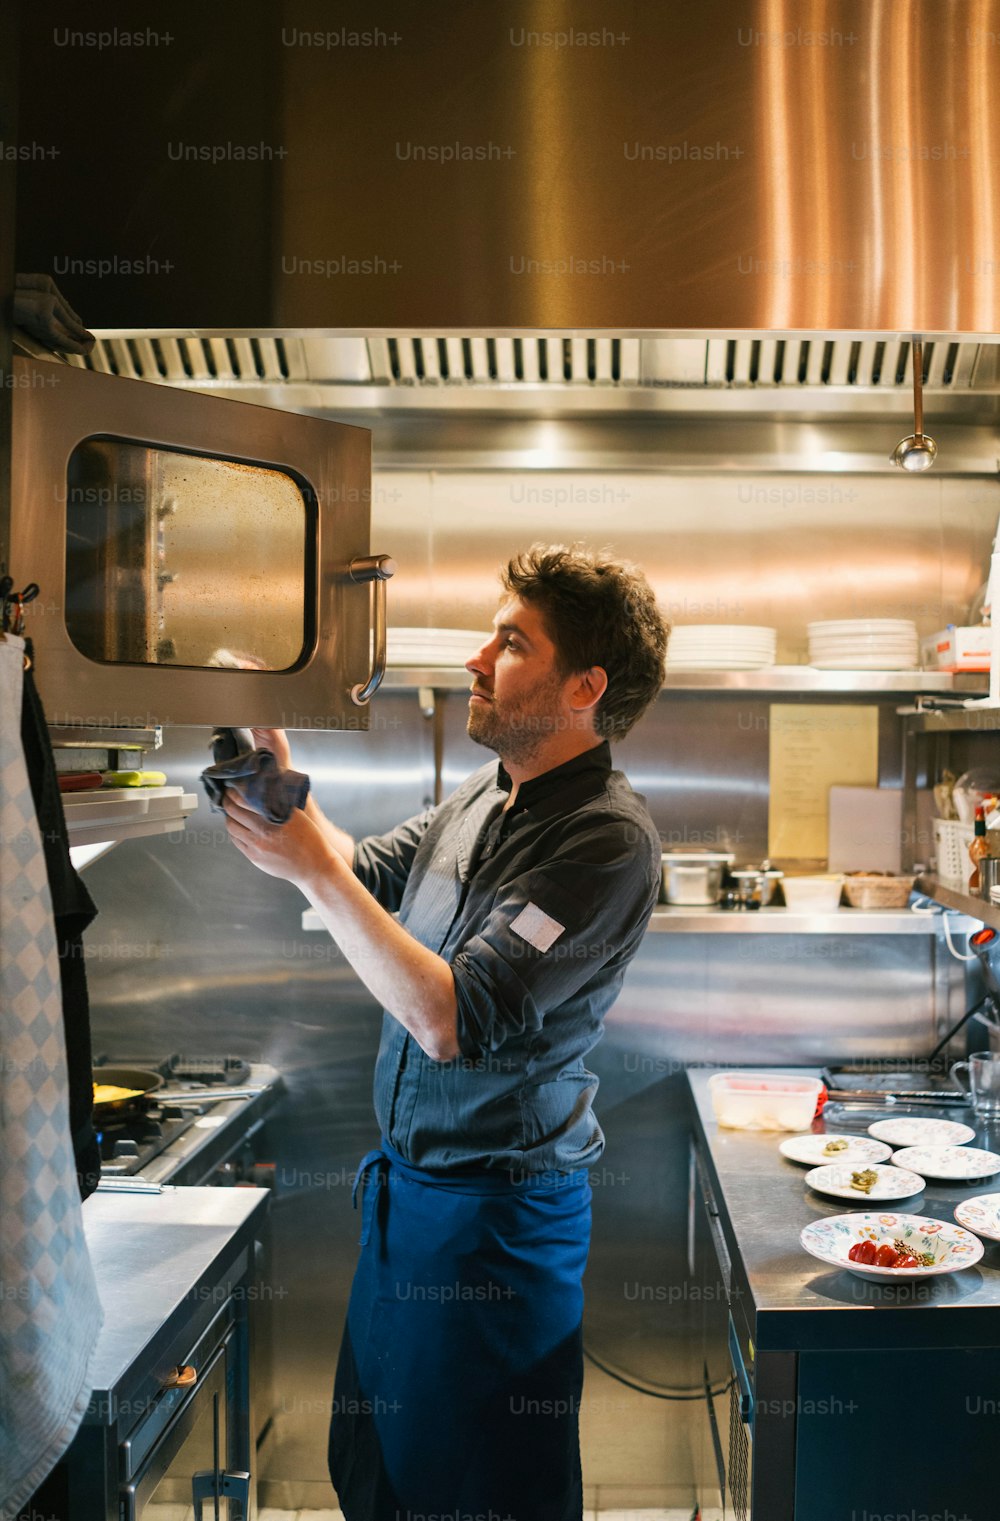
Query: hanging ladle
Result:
<box><xmin>891</xmin><ymin>338</ymin><xmax>938</xmax><ymax>470</ymax></box>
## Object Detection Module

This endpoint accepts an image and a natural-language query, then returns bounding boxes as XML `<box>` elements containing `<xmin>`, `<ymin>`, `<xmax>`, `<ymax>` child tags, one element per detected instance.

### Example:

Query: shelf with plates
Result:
<box><xmin>379</xmin><ymin>665</ymin><xmax>982</xmax><ymax>695</ymax></box>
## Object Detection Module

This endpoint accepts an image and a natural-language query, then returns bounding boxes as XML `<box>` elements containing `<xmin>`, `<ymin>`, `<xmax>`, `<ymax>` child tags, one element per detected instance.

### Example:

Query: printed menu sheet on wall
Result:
<box><xmin>767</xmin><ymin>704</ymin><xmax>879</xmax><ymax>861</ymax></box>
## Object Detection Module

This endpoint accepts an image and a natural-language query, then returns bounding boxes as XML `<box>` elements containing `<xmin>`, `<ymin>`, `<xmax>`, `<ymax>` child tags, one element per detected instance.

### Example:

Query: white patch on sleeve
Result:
<box><xmin>510</xmin><ymin>902</ymin><xmax>566</xmax><ymax>952</ymax></box>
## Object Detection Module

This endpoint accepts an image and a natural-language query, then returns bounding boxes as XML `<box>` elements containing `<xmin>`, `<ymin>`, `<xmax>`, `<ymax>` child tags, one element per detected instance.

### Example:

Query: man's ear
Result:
<box><xmin>568</xmin><ymin>666</ymin><xmax>608</xmax><ymax>713</ymax></box>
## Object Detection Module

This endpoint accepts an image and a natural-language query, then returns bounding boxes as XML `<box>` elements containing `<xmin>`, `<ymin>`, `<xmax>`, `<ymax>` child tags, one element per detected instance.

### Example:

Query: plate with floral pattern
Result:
<box><xmin>954</xmin><ymin>1194</ymin><xmax>1000</xmax><ymax>1242</ymax></box>
<box><xmin>803</xmin><ymin>1163</ymin><xmax>926</xmax><ymax>1202</ymax></box>
<box><xmin>890</xmin><ymin>1146</ymin><xmax>1000</xmax><ymax>1181</ymax></box>
<box><xmin>800</xmin><ymin>1211</ymin><xmax>984</xmax><ymax>1280</ymax></box>
<box><xmin>868</xmin><ymin>1117</ymin><xmax>975</xmax><ymax>1148</ymax></box>
<box><xmin>779</xmin><ymin>1133</ymin><xmax>892</xmax><ymax>1167</ymax></box>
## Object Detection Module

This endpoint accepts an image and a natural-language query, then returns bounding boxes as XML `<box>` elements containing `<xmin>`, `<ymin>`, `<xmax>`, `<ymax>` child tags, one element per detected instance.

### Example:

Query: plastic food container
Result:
<box><xmin>708</xmin><ymin>1072</ymin><xmax>826</xmax><ymax>1131</ymax></box>
<box><xmin>661</xmin><ymin>851</ymin><xmax>734</xmax><ymax>905</ymax></box>
<box><xmin>780</xmin><ymin>874</ymin><xmax>845</xmax><ymax>912</ymax></box>
<box><xmin>842</xmin><ymin>874</ymin><xmax>915</xmax><ymax>909</ymax></box>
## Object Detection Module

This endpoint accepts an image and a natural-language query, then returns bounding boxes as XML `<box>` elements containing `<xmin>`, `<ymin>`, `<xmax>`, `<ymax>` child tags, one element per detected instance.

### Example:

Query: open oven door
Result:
<box><xmin>9</xmin><ymin>355</ymin><xmax>389</xmax><ymax>729</ymax></box>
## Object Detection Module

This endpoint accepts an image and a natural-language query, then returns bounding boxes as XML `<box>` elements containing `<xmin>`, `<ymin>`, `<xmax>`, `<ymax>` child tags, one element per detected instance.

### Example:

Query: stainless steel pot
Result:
<box><xmin>979</xmin><ymin>855</ymin><xmax>1000</xmax><ymax>900</ymax></box>
<box><xmin>730</xmin><ymin>866</ymin><xmax>784</xmax><ymax>907</ymax></box>
<box><xmin>661</xmin><ymin>851</ymin><xmax>734</xmax><ymax>906</ymax></box>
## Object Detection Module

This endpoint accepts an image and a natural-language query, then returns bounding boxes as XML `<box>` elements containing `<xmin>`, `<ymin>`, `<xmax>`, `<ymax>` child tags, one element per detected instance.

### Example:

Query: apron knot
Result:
<box><xmin>351</xmin><ymin>1147</ymin><xmax>389</xmax><ymax>1245</ymax></box>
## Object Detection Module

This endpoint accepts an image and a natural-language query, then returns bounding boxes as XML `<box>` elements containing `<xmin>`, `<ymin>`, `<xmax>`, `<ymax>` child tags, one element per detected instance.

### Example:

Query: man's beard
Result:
<box><xmin>467</xmin><ymin>671</ymin><xmax>568</xmax><ymax>767</ymax></box>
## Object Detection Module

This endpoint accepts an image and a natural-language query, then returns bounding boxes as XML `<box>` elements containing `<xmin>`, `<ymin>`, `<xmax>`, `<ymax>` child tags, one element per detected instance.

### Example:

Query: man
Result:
<box><xmin>222</xmin><ymin>543</ymin><xmax>668</xmax><ymax>1520</ymax></box>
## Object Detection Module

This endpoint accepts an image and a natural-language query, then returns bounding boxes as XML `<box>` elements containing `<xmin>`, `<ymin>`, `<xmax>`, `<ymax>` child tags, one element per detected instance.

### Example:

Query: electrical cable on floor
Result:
<box><xmin>582</xmin><ymin>1342</ymin><xmax>734</xmax><ymax>1401</ymax></box>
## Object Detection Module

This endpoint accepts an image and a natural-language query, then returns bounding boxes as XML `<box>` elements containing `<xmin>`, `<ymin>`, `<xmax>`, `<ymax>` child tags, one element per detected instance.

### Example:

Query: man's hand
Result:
<box><xmin>14</xmin><ymin>273</ymin><xmax>95</xmax><ymax>355</ymax></box>
<box><xmin>250</xmin><ymin>726</ymin><xmax>293</xmax><ymax>770</ymax></box>
<box><xmin>222</xmin><ymin>788</ymin><xmax>331</xmax><ymax>889</ymax></box>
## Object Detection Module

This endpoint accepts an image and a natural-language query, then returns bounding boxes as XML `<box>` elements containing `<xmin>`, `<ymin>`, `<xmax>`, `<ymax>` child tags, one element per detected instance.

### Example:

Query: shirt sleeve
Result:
<box><xmin>353</xmin><ymin>806</ymin><xmax>438</xmax><ymax>911</ymax></box>
<box><xmin>450</xmin><ymin>815</ymin><xmax>659</xmax><ymax>1056</ymax></box>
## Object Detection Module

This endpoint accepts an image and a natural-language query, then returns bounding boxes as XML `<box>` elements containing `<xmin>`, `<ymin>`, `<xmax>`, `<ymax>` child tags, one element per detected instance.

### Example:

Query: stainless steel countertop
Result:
<box><xmin>82</xmin><ymin>1185</ymin><xmax>269</xmax><ymax>1410</ymax></box>
<box><xmin>688</xmin><ymin>1068</ymin><xmax>1000</xmax><ymax>1352</ymax></box>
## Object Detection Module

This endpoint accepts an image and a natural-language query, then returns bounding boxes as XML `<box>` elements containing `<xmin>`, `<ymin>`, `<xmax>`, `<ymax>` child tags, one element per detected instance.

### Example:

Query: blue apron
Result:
<box><xmin>329</xmin><ymin>1139</ymin><xmax>592</xmax><ymax>1520</ymax></box>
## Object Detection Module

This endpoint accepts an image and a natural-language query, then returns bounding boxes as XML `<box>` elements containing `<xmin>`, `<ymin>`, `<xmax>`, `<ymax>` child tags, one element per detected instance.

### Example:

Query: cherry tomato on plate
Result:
<box><xmin>848</xmin><ymin>1239</ymin><xmax>878</xmax><ymax>1265</ymax></box>
<box><xmin>874</xmin><ymin>1244</ymin><xmax>900</xmax><ymax>1268</ymax></box>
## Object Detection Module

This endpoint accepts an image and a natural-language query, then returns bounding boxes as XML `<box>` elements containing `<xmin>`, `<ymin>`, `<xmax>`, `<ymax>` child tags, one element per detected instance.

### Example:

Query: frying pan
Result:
<box><xmin>92</xmin><ymin>1066</ymin><xmax>164</xmax><ymax>1121</ymax></box>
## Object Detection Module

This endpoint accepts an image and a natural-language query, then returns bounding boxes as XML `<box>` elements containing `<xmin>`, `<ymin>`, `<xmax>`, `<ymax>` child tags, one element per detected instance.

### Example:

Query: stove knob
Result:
<box><xmin>112</xmin><ymin>1139</ymin><xmax>141</xmax><ymax>1159</ymax></box>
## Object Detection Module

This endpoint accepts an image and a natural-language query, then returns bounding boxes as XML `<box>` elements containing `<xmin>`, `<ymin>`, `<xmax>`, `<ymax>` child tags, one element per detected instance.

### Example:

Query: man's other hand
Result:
<box><xmin>222</xmin><ymin>787</ymin><xmax>330</xmax><ymax>889</ymax></box>
<box><xmin>14</xmin><ymin>273</ymin><xmax>95</xmax><ymax>355</ymax></box>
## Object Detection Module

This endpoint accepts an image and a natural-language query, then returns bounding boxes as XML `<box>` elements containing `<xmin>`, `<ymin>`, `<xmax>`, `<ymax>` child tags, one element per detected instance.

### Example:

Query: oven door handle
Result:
<box><xmin>191</xmin><ymin>1470</ymin><xmax>250</xmax><ymax>1521</ymax></box>
<box><xmin>349</xmin><ymin>553</ymin><xmax>395</xmax><ymax>705</ymax></box>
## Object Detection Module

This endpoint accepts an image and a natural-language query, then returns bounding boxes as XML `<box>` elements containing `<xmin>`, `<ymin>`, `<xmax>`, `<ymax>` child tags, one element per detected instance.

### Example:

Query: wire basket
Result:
<box><xmin>933</xmin><ymin>818</ymin><xmax>976</xmax><ymax>886</ymax></box>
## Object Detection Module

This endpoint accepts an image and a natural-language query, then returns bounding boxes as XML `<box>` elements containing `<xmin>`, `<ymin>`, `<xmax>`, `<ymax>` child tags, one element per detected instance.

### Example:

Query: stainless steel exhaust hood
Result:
<box><xmin>59</xmin><ymin>329</ymin><xmax>1000</xmax><ymax>474</ymax></box>
<box><xmin>14</xmin><ymin>0</ymin><xmax>1000</xmax><ymax>334</ymax></box>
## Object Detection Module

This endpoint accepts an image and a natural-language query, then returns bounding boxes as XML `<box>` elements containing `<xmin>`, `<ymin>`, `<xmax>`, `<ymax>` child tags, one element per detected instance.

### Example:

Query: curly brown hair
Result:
<box><xmin>500</xmin><ymin>544</ymin><xmax>669</xmax><ymax>740</ymax></box>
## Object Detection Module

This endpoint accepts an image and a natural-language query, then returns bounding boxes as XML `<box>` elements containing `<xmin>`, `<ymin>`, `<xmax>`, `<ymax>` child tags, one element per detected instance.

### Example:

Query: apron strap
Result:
<box><xmin>352</xmin><ymin>1147</ymin><xmax>389</xmax><ymax>1246</ymax></box>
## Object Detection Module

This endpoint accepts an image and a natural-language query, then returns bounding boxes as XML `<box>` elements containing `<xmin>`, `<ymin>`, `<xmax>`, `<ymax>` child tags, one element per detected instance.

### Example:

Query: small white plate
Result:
<box><xmin>868</xmin><ymin>1118</ymin><xmax>976</xmax><ymax>1148</ymax></box>
<box><xmin>809</xmin><ymin>658</ymin><xmax>919</xmax><ymax>671</ymax></box>
<box><xmin>779</xmin><ymin>1133</ymin><xmax>892</xmax><ymax>1167</ymax></box>
<box><xmin>800</xmin><ymin>1210</ymin><xmax>984</xmax><ymax>1280</ymax></box>
<box><xmin>804</xmin><ymin>1163</ymin><xmax>926</xmax><ymax>1202</ymax></box>
<box><xmin>954</xmin><ymin>1193</ymin><xmax>1000</xmax><ymax>1242</ymax></box>
<box><xmin>891</xmin><ymin>1145</ymin><xmax>1000</xmax><ymax>1181</ymax></box>
<box><xmin>808</xmin><ymin>619</ymin><xmax>917</xmax><ymax>633</ymax></box>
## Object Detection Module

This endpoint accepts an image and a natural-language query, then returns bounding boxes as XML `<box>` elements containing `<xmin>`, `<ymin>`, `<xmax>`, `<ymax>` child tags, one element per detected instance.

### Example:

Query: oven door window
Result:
<box><xmin>123</xmin><ymin>1342</ymin><xmax>244</xmax><ymax>1521</ymax></box>
<box><xmin>65</xmin><ymin>437</ymin><xmax>313</xmax><ymax>671</ymax></box>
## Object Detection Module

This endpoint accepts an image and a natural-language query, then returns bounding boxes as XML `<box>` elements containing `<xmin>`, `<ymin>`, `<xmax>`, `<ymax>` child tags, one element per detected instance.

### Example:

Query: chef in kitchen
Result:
<box><xmin>221</xmin><ymin>544</ymin><xmax>668</xmax><ymax>1520</ymax></box>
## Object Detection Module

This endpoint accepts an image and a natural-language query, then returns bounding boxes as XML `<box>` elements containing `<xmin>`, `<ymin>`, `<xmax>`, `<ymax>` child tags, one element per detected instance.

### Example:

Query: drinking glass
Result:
<box><xmin>951</xmin><ymin>1053</ymin><xmax>1000</xmax><ymax>1117</ymax></box>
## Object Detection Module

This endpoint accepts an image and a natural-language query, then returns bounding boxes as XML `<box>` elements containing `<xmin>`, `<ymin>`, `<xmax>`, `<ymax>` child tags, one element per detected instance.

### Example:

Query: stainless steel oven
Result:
<box><xmin>121</xmin><ymin>1326</ymin><xmax>246</xmax><ymax>1521</ymax></box>
<box><xmin>50</xmin><ymin>1189</ymin><xmax>267</xmax><ymax>1521</ymax></box>
<box><xmin>9</xmin><ymin>355</ymin><xmax>392</xmax><ymax>729</ymax></box>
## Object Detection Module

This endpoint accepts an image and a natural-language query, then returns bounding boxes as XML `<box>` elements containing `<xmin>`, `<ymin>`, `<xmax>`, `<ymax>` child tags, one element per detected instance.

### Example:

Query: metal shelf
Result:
<box><xmin>63</xmin><ymin>788</ymin><xmax>199</xmax><ymax>868</ymax></box>
<box><xmin>646</xmin><ymin>904</ymin><xmax>976</xmax><ymax>934</ymax></box>
<box><xmin>915</xmin><ymin>876</ymin><xmax>995</xmax><ymax>930</ymax></box>
<box><xmin>300</xmin><ymin>903</ymin><xmax>974</xmax><ymax>936</ymax></box>
<box><xmin>661</xmin><ymin>668</ymin><xmax>970</xmax><ymax>694</ymax></box>
<box><xmin>380</xmin><ymin>666</ymin><xmax>980</xmax><ymax>696</ymax></box>
<box><xmin>898</xmin><ymin>706</ymin><xmax>1000</xmax><ymax>733</ymax></box>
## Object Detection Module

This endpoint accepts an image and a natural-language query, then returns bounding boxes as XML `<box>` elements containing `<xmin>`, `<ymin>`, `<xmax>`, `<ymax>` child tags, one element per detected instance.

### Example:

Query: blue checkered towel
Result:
<box><xmin>0</xmin><ymin>634</ymin><xmax>103</xmax><ymax>1519</ymax></box>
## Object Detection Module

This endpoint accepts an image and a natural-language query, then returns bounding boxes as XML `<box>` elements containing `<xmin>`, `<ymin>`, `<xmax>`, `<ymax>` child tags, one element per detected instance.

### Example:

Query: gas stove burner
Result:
<box><xmin>166</xmin><ymin>1054</ymin><xmax>252</xmax><ymax>1086</ymax></box>
<box><xmin>97</xmin><ymin>1105</ymin><xmax>202</xmax><ymax>1174</ymax></box>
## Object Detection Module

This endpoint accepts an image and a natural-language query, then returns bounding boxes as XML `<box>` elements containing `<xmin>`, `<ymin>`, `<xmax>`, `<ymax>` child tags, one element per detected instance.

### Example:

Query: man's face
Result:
<box><xmin>465</xmin><ymin>597</ymin><xmax>575</xmax><ymax>766</ymax></box>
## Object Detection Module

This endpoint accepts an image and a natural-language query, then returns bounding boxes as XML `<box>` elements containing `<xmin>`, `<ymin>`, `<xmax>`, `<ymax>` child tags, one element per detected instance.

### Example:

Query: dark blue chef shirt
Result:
<box><xmin>353</xmin><ymin>740</ymin><xmax>661</xmax><ymax>1175</ymax></box>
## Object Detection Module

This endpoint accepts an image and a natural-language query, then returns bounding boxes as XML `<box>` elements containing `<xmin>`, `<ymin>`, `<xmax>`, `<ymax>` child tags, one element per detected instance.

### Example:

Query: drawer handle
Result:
<box><xmin>162</xmin><ymin>1364</ymin><xmax>197</xmax><ymax>1389</ymax></box>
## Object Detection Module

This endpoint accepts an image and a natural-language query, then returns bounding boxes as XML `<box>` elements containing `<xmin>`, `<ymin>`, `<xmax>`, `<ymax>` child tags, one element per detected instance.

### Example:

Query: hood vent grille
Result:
<box><xmin>70</xmin><ymin>334</ymin><xmax>998</xmax><ymax>392</ymax></box>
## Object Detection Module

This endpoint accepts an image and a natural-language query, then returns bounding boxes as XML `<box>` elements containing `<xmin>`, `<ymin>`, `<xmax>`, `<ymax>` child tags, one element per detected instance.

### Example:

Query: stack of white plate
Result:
<box><xmin>666</xmin><ymin>625</ymin><xmax>777</xmax><ymax>670</ymax></box>
<box><xmin>387</xmin><ymin>628</ymin><xmax>489</xmax><ymax>667</ymax></box>
<box><xmin>807</xmin><ymin>619</ymin><xmax>919</xmax><ymax>670</ymax></box>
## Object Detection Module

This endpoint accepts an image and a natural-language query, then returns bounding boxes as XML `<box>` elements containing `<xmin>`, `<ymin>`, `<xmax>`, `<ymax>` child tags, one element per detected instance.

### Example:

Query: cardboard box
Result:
<box><xmin>921</xmin><ymin>625</ymin><xmax>993</xmax><ymax>672</ymax></box>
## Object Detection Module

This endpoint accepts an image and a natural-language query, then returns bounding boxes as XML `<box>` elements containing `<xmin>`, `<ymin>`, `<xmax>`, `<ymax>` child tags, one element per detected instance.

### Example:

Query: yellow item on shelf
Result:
<box><xmin>101</xmin><ymin>771</ymin><xmax>168</xmax><ymax>787</ymax></box>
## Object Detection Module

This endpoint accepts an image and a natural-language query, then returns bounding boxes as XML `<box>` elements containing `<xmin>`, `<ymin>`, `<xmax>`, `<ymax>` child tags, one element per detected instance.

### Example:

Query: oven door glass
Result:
<box><xmin>123</xmin><ymin>1342</ymin><xmax>246</xmax><ymax>1521</ymax></box>
<box><xmin>65</xmin><ymin>438</ymin><xmax>312</xmax><ymax>672</ymax></box>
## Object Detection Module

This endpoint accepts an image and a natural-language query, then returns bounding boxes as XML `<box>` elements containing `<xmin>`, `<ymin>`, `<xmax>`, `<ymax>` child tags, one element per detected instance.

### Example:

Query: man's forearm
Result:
<box><xmin>304</xmin><ymin>794</ymin><xmax>356</xmax><ymax>867</ymax></box>
<box><xmin>298</xmin><ymin>842</ymin><xmax>460</xmax><ymax>1062</ymax></box>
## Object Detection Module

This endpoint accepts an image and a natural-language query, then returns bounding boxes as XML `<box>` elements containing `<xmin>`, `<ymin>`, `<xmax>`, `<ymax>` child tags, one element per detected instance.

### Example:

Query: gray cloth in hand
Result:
<box><xmin>201</xmin><ymin>732</ymin><xmax>309</xmax><ymax>824</ymax></box>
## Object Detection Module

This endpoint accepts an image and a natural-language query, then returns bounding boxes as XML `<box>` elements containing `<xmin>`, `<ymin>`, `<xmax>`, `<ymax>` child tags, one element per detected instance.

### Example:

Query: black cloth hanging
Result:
<box><xmin>19</xmin><ymin>639</ymin><xmax>100</xmax><ymax>1202</ymax></box>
